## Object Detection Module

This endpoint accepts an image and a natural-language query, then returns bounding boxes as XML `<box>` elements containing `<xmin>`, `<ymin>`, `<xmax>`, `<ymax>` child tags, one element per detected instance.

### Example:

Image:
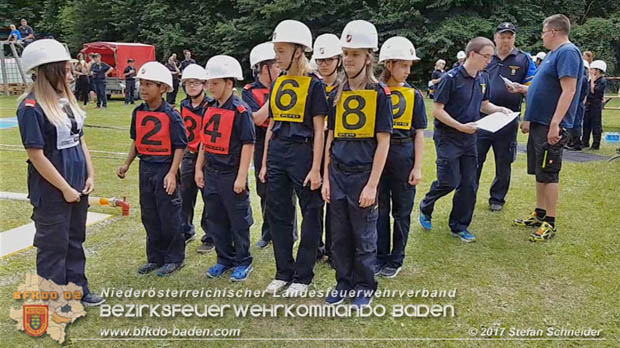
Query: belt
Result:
<box><xmin>332</xmin><ymin>160</ymin><xmax>372</xmax><ymax>173</ymax></box>
<box><xmin>390</xmin><ymin>137</ymin><xmax>413</xmax><ymax>145</ymax></box>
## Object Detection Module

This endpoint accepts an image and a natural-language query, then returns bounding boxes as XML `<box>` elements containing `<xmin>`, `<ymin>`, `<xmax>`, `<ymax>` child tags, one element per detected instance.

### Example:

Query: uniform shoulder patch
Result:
<box><xmin>236</xmin><ymin>104</ymin><xmax>247</xmax><ymax>113</ymax></box>
<box><xmin>380</xmin><ymin>83</ymin><xmax>391</xmax><ymax>96</ymax></box>
<box><xmin>25</xmin><ymin>99</ymin><xmax>37</xmax><ymax>107</ymax></box>
<box><xmin>244</xmin><ymin>83</ymin><xmax>252</xmax><ymax>90</ymax></box>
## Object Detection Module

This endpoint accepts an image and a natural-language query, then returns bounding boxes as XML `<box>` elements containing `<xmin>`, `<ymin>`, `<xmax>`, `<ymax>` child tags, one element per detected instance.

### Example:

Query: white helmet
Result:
<box><xmin>272</xmin><ymin>20</ymin><xmax>312</xmax><ymax>52</ymax></box>
<box><xmin>250</xmin><ymin>42</ymin><xmax>276</xmax><ymax>68</ymax></box>
<box><xmin>379</xmin><ymin>36</ymin><xmax>420</xmax><ymax>63</ymax></box>
<box><xmin>341</xmin><ymin>20</ymin><xmax>379</xmax><ymax>52</ymax></box>
<box><xmin>590</xmin><ymin>60</ymin><xmax>607</xmax><ymax>73</ymax></box>
<box><xmin>583</xmin><ymin>60</ymin><xmax>590</xmax><ymax>70</ymax></box>
<box><xmin>456</xmin><ymin>51</ymin><xmax>466</xmax><ymax>60</ymax></box>
<box><xmin>535</xmin><ymin>51</ymin><xmax>546</xmax><ymax>60</ymax></box>
<box><xmin>313</xmin><ymin>34</ymin><xmax>342</xmax><ymax>59</ymax></box>
<box><xmin>205</xmin><ymin>55</ymin><xmax>243</xmax><ymax>80</ymax></box>
<box><xmin>137</xmin><ymin>61</ymin><xmax>173</xmax><ymax>92</ymax></box>
<box><xmin>181</xmin><ymin>64</ymin><xmax>207</xmax><ymax>82</ymax></box>
<box><xmin>21</xmin><ymin>39</ymin><xmax>71</xmax><ymax>73</ymax></box>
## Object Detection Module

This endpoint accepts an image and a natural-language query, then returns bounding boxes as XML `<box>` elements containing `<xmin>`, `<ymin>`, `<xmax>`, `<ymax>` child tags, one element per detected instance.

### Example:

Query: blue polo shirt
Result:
<box><xmin>434</xmin><ymin>65</ymin><xmax>490</xmax><ymax>143</ymax></box>
<box><xmin>486</xmin><ymin>48</ymin><xmax>536</xmax><ymax>112</ymax></box>
<box><xmin>124</xmin><ymin>66</ymin><xmax>136</xmax><ymax>81</ymax></box>
<box><xmin>391</xmin><ymin>82</ymin><xmax>427</xmax><ymax>139</ymax></box>
<box><xmin>91</xmin><ymin>62</ymin><xmax>111</xmax><ymax>81</ymax></box>
<box><xmin>328</xmin><ymin>81</ymin><xmax>393</xmax><ymax>167</ymax></box>
<box><xmin>524</xmin><ymin>42</ymin><xmax>583</xmax><ymax>128</ymax></box>
<box><xmin>17</xmin><ymin>94</ymin><xmax>87</xmax><ymax>205</ymax></box>
<box><xmin>203</xmin><ymin>95</ymin><xmax>256</xmax><ymax>170</ymax></box>
<box><xmin>268</xmin><ymin>73</ymin><xmax>328</xmax><ymax>140</ymax></box>
<box><xmin>130</xmin><ymin>100</ymin><xmax>187</xmax><ymax>164</ymax></box>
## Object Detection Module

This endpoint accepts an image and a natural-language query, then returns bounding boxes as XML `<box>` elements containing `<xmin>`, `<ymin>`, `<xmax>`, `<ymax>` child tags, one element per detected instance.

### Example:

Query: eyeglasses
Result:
<box><xmin>316</xmin><ymin>58</ymin><xmax>336</xmax><ymax>65</ymax></box>
<box><xmin>541</xmin><ymin>29</ymin><xmax>556</xmax><ymax>36</ymax></box>
<box><xmin>474</xmin><ymin>51</ymin><xmax>493</xmax><ymax>60</ymax></box>
<box><xmin>185</xmin><ymin>80</ymin><xmax>203</xmax><ymax>87</ymax></box>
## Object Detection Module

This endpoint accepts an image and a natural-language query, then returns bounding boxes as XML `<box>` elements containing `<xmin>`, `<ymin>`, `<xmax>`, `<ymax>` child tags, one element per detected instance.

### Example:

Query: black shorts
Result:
<box><xmin>526</xmin><ymin>122</ymin><xmax>567</xmax><ymax>183</ymax></box>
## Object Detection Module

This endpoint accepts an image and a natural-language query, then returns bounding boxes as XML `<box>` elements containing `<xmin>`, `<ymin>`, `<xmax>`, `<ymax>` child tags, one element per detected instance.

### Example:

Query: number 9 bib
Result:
<box><xmin>390</xmin><ymin>87</ymin><xmax>415</xmax><ymax>130</ymax></box>
<box><xmin>270</xmin><ymin>76</ymin><xmax>311</xmax><ymax>123</ymax></box>
<box><xmin>136</xmin><ymin>111</ymin><xmax>171</xmax><ymax>156</ymax></box>
<box><xmin>335</xmin><ymin>90</ymin><xmax>377</xmax><ymax>139</ymax></box>
<box><xmin>201</xmin><ymin>107</ymin><xmax>235</xmax><ymax>155</ymax></box>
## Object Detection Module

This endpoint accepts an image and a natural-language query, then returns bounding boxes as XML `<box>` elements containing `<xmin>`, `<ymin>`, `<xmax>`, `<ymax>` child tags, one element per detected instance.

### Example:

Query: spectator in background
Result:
<box><xmin>429</xmin><ymin>59</ymin><xmax>446</xmax><ymax>99</ymax></box>
<box><xmin>180</xmin><ymin>50</ymin><xmax>196</xmax><ymax>72</ymax></box>
<box><xmin>74</xmin><ymin>53</ymin><xmax>90</xmax><ymax>105</ymax></box>
<box><xmin>18</xmin><ymin>19</ymin><xmax>35</xmax><ymax>46</ymax></box>
<box><xmin>165</xmin><ymin>54</ymin><xmax>181</xmax><ymax>105</ymax></box>
<box><xmin>534</xmin><ymin>51</ymin><xmax>546</xmax><ymax>68</ymax></box>
<box><xmin>453</xmin><ymin>51</ymin><xmax>466</xmax><ymax>68</ymax></box>
<box><xmin>90</xmin><ymin>53</ymin><xmax>112</xmax><ymax>108</ymax></box>
<box><xmin>6</xmin><ymin>24</ymin><xmax>23</xmax><ymax>46</ymax></box>
<box><xmin>124</xmin><ymin>58</ymin><xmax>137</xmax><ymax>105</ymax></box>
<box><xmin>583</xmin><ymin>51</ymin><xmax>594</xmax><ymax>65</ymax></box>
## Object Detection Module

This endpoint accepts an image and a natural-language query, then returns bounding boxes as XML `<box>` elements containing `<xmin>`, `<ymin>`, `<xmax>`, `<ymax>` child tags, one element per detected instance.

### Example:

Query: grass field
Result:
<box><xmin>0</xmin><ymin>90</ymin><xmax>619</xmax><ymax>348</ymax></box>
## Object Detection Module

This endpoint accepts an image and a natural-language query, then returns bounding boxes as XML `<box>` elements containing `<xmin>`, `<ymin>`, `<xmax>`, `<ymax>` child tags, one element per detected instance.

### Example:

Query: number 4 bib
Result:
<box><xmin>335</xmin><ymin>90</ymin><xmax>377</xmax><ymax>139</ymax></box>
<box><xmin>135</xmin><ymin>111</ymin><xmax>171</xmax><ymax>156</ymax></box>
<box><xmin>390</xmin><ymin>87</ymin><xmax>415</xmax><ymax>130</ymax></box>
<box><xmin>270</xmin><ymin>76</ymin><xmax>311</xmax><ymax>123</ymax></box>
<box><xmin>201</xmin><ymin>107</ymin><xmax>235</xmax><ymax>155</ymax></box>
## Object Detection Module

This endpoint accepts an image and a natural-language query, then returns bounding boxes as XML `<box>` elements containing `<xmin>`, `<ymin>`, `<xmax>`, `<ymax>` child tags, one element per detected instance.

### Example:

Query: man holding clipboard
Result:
<box><xmin>475</xmin><ymin>22</ymin><xmax>537</xmax><ymax>212</ymax></box>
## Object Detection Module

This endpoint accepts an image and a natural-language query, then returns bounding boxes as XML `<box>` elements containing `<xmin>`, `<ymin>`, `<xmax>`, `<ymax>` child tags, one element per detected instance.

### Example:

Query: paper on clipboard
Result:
<box><xmin>475</xmin><ymin>112</ymin><xmax>520</xmax><ymax>133</ymax></box>
<box><xmin>501</xmin><ymin>75</ymin><xmax>516</xmax><ymax>89</ymax></box>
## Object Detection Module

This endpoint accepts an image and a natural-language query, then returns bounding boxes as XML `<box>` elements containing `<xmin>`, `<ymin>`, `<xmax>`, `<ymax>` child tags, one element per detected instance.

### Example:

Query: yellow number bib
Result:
<box><xmin>390</xmin><ymin>87</ymin><xmax>415</xmax><ymax>130</ymax></box>
<box><xmin>270</xmin><ymin>76</ymin><xmax>311</xmax><ymax>123</ymax></box>
<box><xmin>335</xmin><ymin>90</ymin><xmax>377</xmax><ymax>139</ymax></box>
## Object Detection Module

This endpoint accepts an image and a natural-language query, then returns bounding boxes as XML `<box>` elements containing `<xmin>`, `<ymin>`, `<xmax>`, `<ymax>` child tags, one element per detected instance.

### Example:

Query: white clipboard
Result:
<box><xmin>475</xmin><ymin>112</ymin><xmax>520</xmax><ymax>133</ymax></box>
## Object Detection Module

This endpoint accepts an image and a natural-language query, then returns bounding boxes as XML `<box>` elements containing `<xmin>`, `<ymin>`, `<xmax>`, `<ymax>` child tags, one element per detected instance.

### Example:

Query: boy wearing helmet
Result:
<box><xmin>17</xmin><ymin>39</ymin><xmax>104</xmax><ymax>306</ymax></box>
<box><xmin>196</xmin><ymin>55</ymin><xmax>256</xmax><ymax>282</ymax></box>
<box><xmin>242</xmin><ymin>42</ymin><xmax>283</xmax><ymax>250</ymax></box>
<box><xmin>178</xmin><ymin>64</ymin><xmax>216</xmax><ymax>253</ymax></box>
<box><xmin>258</xmin><ymin>20</ymin><xmax>328</xmax><ymax>297</ymax></box>
<box><xmin>322</xmin><ymin>20</ymin><xmax>393</xmax><ymax>309</ymax></box>
<box><xmin>582</xmin><ymin>60</ymin><xmax>607</xmax><ymax>150</ymax></box>
<box><xmin>376</xmin><ymin>36</ymin><xmax>427</xmax><ymax>278</ymax></box>
<box><xmin>117</xmin><ymin>61</ymin><xmax>188</xmax><ymax>277</ymax></box>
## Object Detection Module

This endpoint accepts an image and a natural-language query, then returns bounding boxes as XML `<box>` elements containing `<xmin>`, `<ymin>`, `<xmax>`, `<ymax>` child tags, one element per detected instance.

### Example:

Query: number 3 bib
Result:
<box><xmin>390</xmin><ymin>87</ymin><xmax>415</xmax><ymax>130</ymax></box>
<box><xmin>135</xmin><ymin>111</ymin><xmax>172</xmax><ymax>156</ymax></box>
<box><xmin>335</xmin><ymin>90</ymin><xmax>377</xmax><ymax>139</ymax></box>
<box><xmin>270</xmin><ymin>76</ymin><xmax>311</xmax><ymax>123</ymax></box>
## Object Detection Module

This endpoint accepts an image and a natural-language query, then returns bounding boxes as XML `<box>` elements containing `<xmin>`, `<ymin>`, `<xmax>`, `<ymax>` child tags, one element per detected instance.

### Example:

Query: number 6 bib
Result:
<box><xmin>270</xmin><ymin>76</ymin><xmax>311</xmax><ymax>123</ymax></box>
<box><xmin>135</xmin><ymin>111</ymin><xmax>172</xmax><ymax>156</ymax></box>
<box><xmin>201</xmin><ymin>107</ymin><xmax>235</xmax><ymax>155</ymax></box>
<box><xmin>335</xmin><ymin>90</ymin><xmax>377</xmax><ymax>139</ymax></box>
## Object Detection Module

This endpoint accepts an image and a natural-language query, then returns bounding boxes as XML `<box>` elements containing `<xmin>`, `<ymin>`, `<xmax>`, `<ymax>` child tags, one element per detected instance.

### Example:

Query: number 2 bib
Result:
<box><xmin>135</xmin><ymin>111</ymin><xmax>171</xmax><ymax>156</ymax></box>
<box><xmin>334</xmin><ymin>90</ymin><xmax>377</xmax><ymax>139</ymax></box>
<box><xmin>390</xmin><ymin>87</ymin><xmax>415</xmax><ymax>130</ymax></box>
<box><xmin>201</xmin><ymin>107</ymin><xmax>235</xmax><ymax>155</ymax></box>
<box><xmin>270</xmin><ymin>76</ymin><xmax>311</xmax><ymax>123</ymax></box>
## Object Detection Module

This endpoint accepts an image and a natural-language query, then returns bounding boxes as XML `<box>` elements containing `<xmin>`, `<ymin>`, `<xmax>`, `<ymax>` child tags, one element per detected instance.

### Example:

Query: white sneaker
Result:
<box><xmin>265</xmin><ymin>280</ymin><xmax>288</xmax><ymax>295</ymax></box>
<box><xmin>282</xmin><ymin>283</ymin><xmax>310</xmax><ymax>297</ymax></box>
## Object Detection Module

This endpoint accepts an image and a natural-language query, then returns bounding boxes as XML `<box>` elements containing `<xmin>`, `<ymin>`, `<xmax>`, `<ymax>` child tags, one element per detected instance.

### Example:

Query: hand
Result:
<box><xmin>321</xmin><ymin>177</ymin><xmax>330</xmax><ymax>203</ymax></box>
<box><xmin>359</xmin><ymin>184</ymin><xmax>377</xmax><ymax>208</ymax></box>
<box><xmin>460</xmin><ymin>122</ymin><xmax>478</xmax><ymax>134</ymax></box>
<box><xmin>258</xmin><ymin>164</ymin><xmax>267</xmax><ymax>184</ymax></box>
<box><xmin>82</xmin><ymin>176</ymin><xmax>95</xmax><ymax>195</ymax></box>
<box><xmin>62</xmin><ymin>186</ymin><xmax>81</xmax><ymax>203</ymax></box>
<box><xmin>117</xmin><ymin>164</ymin><xmax>129</xmax><ymax>178</ymax></box>
<box><xmin>499</xmin><ymin>107</ymin><xmax>512</xmax><ymax>115</ymax></box>
<box><xmin>521</xmin><ymin>120</ymin><xmax>530</xmax><ymax>134</ymax></box>
<box><xmin>408</xmin><ymin>168</ymin><xmax>422</xmax><ymax>186</ymax></box>
<box><xmin>303</xmin><ymin>169</ymin><xmax>322</xmax><ymax>191</ymax></box>
<box><xmin>195</xmin><ymin>169</ymin><xmax>204</xmax><ymax>189</ymax></box>
<box><xmin>163</xmin><ymin>172</ymin><xmax>176</xmax><ymax>195</ymax></box>
<box><xmin>507</xmin><ymin>82</ymin><xmax>527</xmax><ymax>94</ymax></box>
<box><xmin>233</xmin><ymin>177</ymin><xmax>246</xmax><ymax>194</ymax></box>
<box><xmin>547</xmin><ymin>122</ymin><xmax>561</xmax><ymax>145</ymax></box>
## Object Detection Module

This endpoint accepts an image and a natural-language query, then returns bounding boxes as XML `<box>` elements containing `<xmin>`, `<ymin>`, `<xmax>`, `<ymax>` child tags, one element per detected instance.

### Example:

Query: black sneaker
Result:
<box><xmin>157</xmin><ymin>262</ymin><xmax>184</xmax><ymax>277</ymax></box>
<box><xmin>137</xmin><ymin>262</ymin><xmax>160</xmax><ymax>274</ymax></box>
<box><xmin>379</xmin><ymin>266</ymin><xmax>402</xmax><ymax>278</ymax></box>
<box><xmin>81</xmin><ymin>293</ymin><xmax>106</xmax><ymax>307</ymax></box>
<box><xmin>197</xmin><ymin>242</ymin><xmax>215</xmax><ymax>254</ymax></box>
<box><xmin>490</xmin><ymin>203</ymin><xmax>503</xmax><ymax>212</ymax></box>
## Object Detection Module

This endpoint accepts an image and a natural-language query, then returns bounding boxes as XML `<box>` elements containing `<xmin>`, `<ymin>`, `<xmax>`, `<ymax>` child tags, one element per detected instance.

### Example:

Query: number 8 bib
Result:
<box><xmin>270</xmin><ymin>76</ymin><xmax>311</xmax><ymax>123</ymax></box>
<box><xmin>390</xmin><ymin>87</ymin><xmax>415</xmax><ymax>130</ymax></box>
<box><xmin>335</xmin><ymin>90</ymin><xmax>377</xmax><ymax>139</ymax></box>
<box><xmin>201</xmin><ymin>107</ymin><xmax>235</xmax><ymax>155</ymax></box>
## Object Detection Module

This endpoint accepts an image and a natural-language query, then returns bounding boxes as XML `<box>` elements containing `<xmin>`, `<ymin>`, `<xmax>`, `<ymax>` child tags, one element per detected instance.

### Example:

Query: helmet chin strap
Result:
<box><xmin>284</xmin><ymin>46</ymin><xmax>298</xmax><ymax>72</ymax></box>
<box><xmin>326</xmin><ymin>56</ymin><xmax>341</xmax><ymax>77</ymax></box>
<box><xmin>345</xmin><ymin>63</ymin><xmax>366</xmax><ymax>80</ymax></box>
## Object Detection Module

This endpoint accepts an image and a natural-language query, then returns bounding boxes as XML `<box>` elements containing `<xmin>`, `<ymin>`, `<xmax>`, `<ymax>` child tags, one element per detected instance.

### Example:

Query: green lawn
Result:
<box><xmin>0</xmin><ymin>92</ymin><xmax>619</xmax><ymax>348</ymax></box>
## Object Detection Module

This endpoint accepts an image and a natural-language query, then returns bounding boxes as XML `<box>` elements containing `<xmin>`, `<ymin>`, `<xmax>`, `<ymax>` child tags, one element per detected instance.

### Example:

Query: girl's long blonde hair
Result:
<box><xmin>19</xmin><ymin>61</ymin><xmax>86</xmax><ymax>127</ymax></box>
<box><xmin>286</xmin><ymin>44</ymin><xmax>313</xmax><ymax>77</ymax></box>
<box><xmin>333</xmin><ymin>49</ymin><xmax>377</xmax><ymax>106</ymax></box>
